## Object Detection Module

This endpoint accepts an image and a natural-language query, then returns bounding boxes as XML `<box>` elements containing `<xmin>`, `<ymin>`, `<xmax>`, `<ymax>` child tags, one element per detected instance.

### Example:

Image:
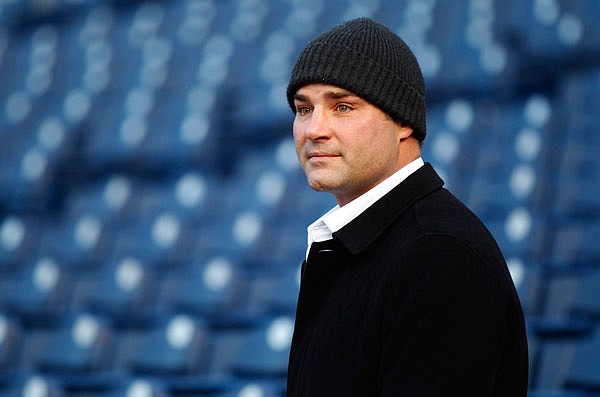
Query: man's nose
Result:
<box><xmin>305</xmin><ymin>108</ymin><xmax>332</xmax><ymax>141</ymax></box>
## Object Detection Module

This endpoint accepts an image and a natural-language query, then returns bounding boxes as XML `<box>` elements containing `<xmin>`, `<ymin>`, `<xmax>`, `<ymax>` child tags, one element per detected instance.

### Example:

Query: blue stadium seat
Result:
<box><xmin>0</xmin><ymin>313</ymin><xmax>21</xmax><ymax>372</ymax></box>
<box><xmin>0</xmin><ymin>215</ymin><xmax>41</xmax><ymax>272</ymax></box>
<box><xmin>109</xmin><ymin>378</ymin><xmax>170</xmax><ymax>397</ymax></box>
<box><xmin>155</xmin><ymin>102</ymin><xmax>220</xmax><ymax>169</ymax></box>
<box><xmin>112</xmin><ymin>211</ymin><xmax>195</xmax><ymax>271</ymax></box>
<box><xmin>529</xmin><ymin>273</ymin><xmax>592</xmax><ymax>339</ymax></box>
<box><xmin>36</xmin><ymin>313</ymin><xmax>113</xmax><ymax>375</ymax></box>
<box><xmin>0</xmin><ymin>375</ymin><xmax>64</xmax><ymax>397</ymax></box>
<box><xmin>554</xmin><ymin>146</ymin><xmax>600</xmax><ymax>218</ymax></box>
<box><xmin>129</xmin><ymin>173</ymin><xmax>218</xmax><ymax>234</ymax></box>
<box><xmin>551</xmin><ymin>221</ymin><xmax>600</xmax><ymax>268</ymax></box>
<box><xmin>542</xmin><ymin>273</ymin><xmax>581</xmax><ymax>318</ymax></box>
<box><xmin>565</xmin><ymin>328</ymin><xmax>600</xmax><ymax>391</ymax></box>
<box><xmin>75</xmin><ymin>255</ymin><xmax>158</xmax><ymax>325</ymax></box>
<box><xmin>570</xmin><ymin>268</ymin><xmax>600</xmax><ymax>320</ymax></box>
<box><xmin>209</xmin><ymin>380</ymin><xmax>286</xmax><ymax>397</ymax></box>
<box><xmin>128</xmin><ymin>314</ymin><xmax>210</xmax><ymax>376</ymax></box>
<box><xmin>185</xmin><ymin>206</ymin><xmax>270</xmax><ymax>262</ymax></box>
<box><xmin>1</xmin><ymin>256</ymin><xmax>73</xmax><ymax>325</ymax></box>
<box><xmin>158</xmin><ymin>256</ymin><xmax>244</xmax><ymax>321</ymax></box>
<box><xmin>199</xmin><ymin>326</ymin><xmax>248</xmax><ymax>383</ymax></box>
<box><xmin>528</xmin><ymin>391</ymin><xmax>589</xmax><ymax>397</ymax></box>
<box><xmin>533</xmin><ymin>339</ymin><xmax>578</xmax><ymax>391</ymax></box>
<box><xmin>65</xmin><ymin>175</ymin><xmax>140</xmax><ymax>226</ymax></box>
<box><xmin>38</xmin><ymin>210</ymin><xmax>114</xmax><ymax>271</ymax></box>
<box><xmin>0</xmin><ymin>132</ymin><xmax>59</xmax><ymax>211</ymax></box>
<box><xmin>242</xmin><ymin>270</ymin><xmax>300</xmax><ymax>317</ymax></box>
<box><xmin>483</xmin><ymin>209</ymin><xmax>548</xmax><ymax>263</ymax></box>
<box><xmin>244</xmin><ymin>219</ymin><xmax>306</xmax><ymax>273</ymax></box>
<box><xmin>232</xmin><ymin>316</ymin><xmax>294</xmax><ymax>379</ymax></box>
<box><xmin>83</xmin><ymin>91</ymin><xmax>159</xmax><ymax>168</ymax></box>
<box><xmin>560</xmin><ymin>70</ymin><xmax>600</xmax><ymax>127</ymax></box>
<box><xmin>506</xmin><ymin>258</ymin><xmax>544</xmax><ymax>317</ymax></box>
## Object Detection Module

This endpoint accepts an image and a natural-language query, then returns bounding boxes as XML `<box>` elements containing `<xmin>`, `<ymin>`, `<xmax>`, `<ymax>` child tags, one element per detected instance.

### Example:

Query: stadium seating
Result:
<box><xmin>1</xmin><ymin>0</ymin><xmax>600</xmax><ymax>395</ymax></box>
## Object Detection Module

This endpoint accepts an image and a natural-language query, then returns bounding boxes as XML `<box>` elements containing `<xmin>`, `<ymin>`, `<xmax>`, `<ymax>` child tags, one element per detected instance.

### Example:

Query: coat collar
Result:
<box><xmin>332</xmin><ymin>163</ymin><xmax>444</xmax><ymax>255</ymax></box>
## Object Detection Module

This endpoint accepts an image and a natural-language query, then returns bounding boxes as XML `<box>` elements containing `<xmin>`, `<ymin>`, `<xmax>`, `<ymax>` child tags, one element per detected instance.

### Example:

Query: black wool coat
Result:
<box><xmin>286</xmin><ymin>163</ymin><xmax>528</xmax><ymax>397</ymax></box>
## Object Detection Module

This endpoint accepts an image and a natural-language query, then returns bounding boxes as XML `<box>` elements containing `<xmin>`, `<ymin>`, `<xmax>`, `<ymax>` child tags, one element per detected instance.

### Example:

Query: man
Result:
<box><xmin>285</xmin><ymin>17</ymin><xmax>528</xmax><ymax>396</ymax></box>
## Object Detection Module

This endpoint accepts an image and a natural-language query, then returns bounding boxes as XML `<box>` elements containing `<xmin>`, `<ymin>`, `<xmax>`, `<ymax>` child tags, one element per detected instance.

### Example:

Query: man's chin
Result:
<box><xmin>306</xmin><ymin>175</ymin><xmax>337</xmax><ymax>194</ymax></box>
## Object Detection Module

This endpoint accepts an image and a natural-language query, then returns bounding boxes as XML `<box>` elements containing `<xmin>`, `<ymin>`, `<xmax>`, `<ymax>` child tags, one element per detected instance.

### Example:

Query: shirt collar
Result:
<box><xmin>306</xmin><ymin>157</ymin><xmax>424</xmax><ymax>257</ymax></box>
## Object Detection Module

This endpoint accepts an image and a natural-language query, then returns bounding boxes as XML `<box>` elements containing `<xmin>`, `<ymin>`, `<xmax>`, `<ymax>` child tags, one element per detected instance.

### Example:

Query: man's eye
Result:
<box><xmin>297</xmin><ymin>106</ymin><xmax>311</xmax><ymax>115</ymax></box>
<box><xmin>337</xmin><ymin>104</ymin><xmax>350</xmax><ymax>112</ymax></box>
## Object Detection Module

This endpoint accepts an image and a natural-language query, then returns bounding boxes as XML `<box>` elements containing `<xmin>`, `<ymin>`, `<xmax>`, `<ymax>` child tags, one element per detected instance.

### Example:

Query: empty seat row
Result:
<box><xmin>1</xmin><ymin>311</ymin><xmax>293</xmax><ymax>384</ymax></box>
<box><xmin>0</xmin><ymin>255</ymin><xmax>300</xmax><ymax>326</ymax></box>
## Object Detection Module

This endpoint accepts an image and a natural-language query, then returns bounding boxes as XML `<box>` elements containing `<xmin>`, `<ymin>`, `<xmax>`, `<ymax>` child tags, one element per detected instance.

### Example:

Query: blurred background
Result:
<box><xmin>0</xmin><ymin>0</ymin><xmax>599</xmax><ymax>396</ymax></box>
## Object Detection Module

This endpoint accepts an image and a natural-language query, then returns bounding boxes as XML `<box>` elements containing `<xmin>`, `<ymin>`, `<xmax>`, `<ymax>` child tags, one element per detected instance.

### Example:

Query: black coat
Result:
<box><xmin>286</xmin><ymin>163</ymin><xmax>528</xmax><ymax>397</ymax></box>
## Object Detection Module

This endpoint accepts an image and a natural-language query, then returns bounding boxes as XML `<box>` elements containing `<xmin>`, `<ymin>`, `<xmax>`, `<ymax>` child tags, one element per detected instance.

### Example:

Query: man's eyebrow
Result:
<box><xmin>324</xmin><ymin>90</ymin><xmax>357</xmax><ymax>100</ymax></box>
<box><xmin>293</xmin><ymin>93</ymin><xmax>308</xmax><ymax>102</ymax></box>
<box><xmin>293</xmin><ymin>90</ymin><xmax>359</xmax><ymax>102</ymax></box>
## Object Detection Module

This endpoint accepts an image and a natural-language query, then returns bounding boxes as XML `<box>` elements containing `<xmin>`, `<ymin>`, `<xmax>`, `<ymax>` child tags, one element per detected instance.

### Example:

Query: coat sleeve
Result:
<box><xmin>377</xmin><ymin>234</ymin><xmax>514</xmax><ymax>397</ymax></box>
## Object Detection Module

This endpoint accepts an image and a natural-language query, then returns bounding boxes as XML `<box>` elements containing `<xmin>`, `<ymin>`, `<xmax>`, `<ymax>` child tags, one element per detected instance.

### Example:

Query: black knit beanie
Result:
<box><xmin>287</xmin><ymin>17</ymin><xmax>427</xmax><ymax>141</ymax></box>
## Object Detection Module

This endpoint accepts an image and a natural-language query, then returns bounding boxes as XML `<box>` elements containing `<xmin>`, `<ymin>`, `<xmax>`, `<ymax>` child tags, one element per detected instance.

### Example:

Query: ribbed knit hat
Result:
<box><xmin>287</xmin><ymin>17</ymin><xmax>427</xmax><ymax>141</ymax></box>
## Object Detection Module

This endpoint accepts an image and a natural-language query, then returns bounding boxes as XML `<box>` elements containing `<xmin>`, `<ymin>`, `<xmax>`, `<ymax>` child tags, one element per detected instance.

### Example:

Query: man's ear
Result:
<box><xmin>385</xmin><ymin>114</ymin><xmax>415</xmax><ymax>142</ymax></box>
<box><xmin>396</xmin><ymin>124</ymin><xmax>414</xmax><ymax>141</ymax></box>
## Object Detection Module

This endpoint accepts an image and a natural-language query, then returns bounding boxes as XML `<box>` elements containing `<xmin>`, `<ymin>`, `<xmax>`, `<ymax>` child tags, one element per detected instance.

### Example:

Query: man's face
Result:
<box><xmin>292</xmin><ymin>83</ymin><xmax>415</xmax><ymax>206</ymax></box>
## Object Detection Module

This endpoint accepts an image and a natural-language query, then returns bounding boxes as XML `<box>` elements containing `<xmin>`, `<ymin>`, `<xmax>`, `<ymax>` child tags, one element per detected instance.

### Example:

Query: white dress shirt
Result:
<box><xmin>305</xmin><ymin>157</ymin><xmax>424</xmax><ymax>259</ymax></box>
